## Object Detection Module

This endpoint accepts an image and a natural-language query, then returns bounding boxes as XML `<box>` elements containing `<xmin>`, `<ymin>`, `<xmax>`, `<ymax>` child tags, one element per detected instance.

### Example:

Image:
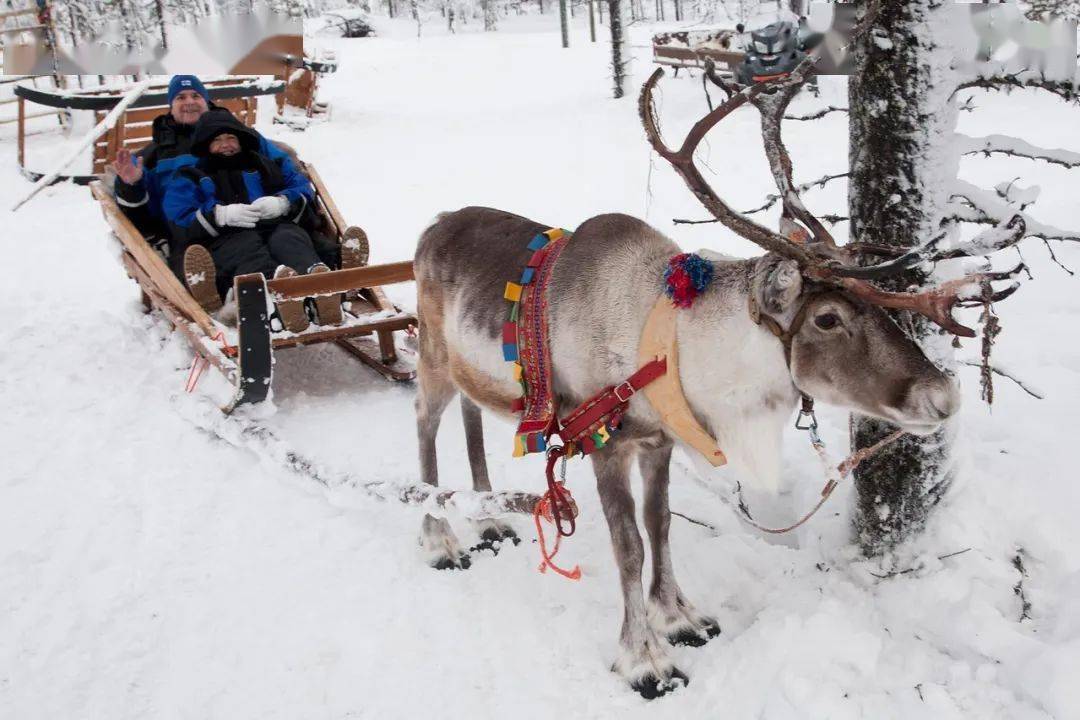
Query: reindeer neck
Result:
<box><xmin>668</xmin><ymin>264</ymin><xmax>800</xmax><ymax>487</ymax></box>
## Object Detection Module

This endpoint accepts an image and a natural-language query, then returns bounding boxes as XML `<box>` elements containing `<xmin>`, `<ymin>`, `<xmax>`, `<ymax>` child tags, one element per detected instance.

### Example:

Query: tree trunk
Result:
<box><xmin>589</xmin><ymin>0</ymin><xmax>596</xmax><ymax>41</ymax></box>
<box><xmin>560</xmin><ymin>0</ymin><xmax>569</xmax><ymax>47</ymax></box>
<box><xmin>155</xmin><ymin>0</ymin><xmax>168</xmax><ymax>50</ymax></box>
<box><xmin>848</xmin><ymin>0</ymin><xmax>962</xmax><ymax>556</ymax></box>
<box><xmin>482</xmin><ymin>0</ymin><xmax>498</xmax><ymax>29</ymax></box>
<box><xmin>608</xmin><ymin>0</ymin><xmax>627</xmax><ymax>98</ymax></box>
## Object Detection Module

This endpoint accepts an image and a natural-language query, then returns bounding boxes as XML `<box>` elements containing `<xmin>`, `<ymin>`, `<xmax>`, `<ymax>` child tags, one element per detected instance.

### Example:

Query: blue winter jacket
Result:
<box><xmin>162</xmin><ymin>151</ymin><xmax>315</xmax><ymax>245</ymax></box>
<box><xmin>113</xmin><ymin>111</ymin><xmax>293</xmax><ymax>236</ymax></box>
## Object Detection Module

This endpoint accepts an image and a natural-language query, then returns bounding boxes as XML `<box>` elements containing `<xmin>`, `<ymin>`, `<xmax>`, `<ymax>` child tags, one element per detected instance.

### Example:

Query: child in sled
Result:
<box><xmin>163</xmin><ymin>108</ymin><xmax>340</xmax><ymax>331</ymax></box>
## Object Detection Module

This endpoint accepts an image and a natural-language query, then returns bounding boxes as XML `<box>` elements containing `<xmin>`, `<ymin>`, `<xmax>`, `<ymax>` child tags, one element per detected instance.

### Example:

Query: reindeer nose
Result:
<box><xmin>913</xmin><ymin>377</ymin><xmax>961</xmax><ymax>421</ymax></box>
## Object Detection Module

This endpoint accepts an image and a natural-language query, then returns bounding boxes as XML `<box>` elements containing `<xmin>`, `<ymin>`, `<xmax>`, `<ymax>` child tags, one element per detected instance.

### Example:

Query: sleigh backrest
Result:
<box><xmin>91</xmin><ymin>78</ymin><xmax>259</xmax><ymax>175</ymax></box>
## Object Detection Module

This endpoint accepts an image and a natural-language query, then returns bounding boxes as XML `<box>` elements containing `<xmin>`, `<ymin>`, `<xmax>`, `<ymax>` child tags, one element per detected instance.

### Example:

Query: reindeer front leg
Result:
<box><xmin>593</xmin><ymin>444</ymin><xmax>688</xmax><ymax>699</ymax></box>
<box><xmin>640</xmin><ymin>442</ymin><xmax>721</xmax><ymax>647</ymax></box>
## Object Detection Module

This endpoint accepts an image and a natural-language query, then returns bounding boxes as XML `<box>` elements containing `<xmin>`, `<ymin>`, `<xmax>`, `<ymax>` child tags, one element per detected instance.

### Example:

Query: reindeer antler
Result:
<box><xmin>837</xmin><ymin>266</ymin><xmax>1025</xmax><ymax>337</ymax></box>
<box><xmin>639</xmin><ymin>68</ymin><xmax>817</xmax><ymax>266</ymax></box>
<box><xmin>640</xmin><ymin>0</ymin><xmax>1031</xmax><ymax>338</ymax></box>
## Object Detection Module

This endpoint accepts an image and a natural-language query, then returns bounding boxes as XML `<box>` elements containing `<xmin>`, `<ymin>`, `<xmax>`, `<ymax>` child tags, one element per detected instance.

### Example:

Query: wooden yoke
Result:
<box><xmin>638</xmin><ymin>297</ymin><xmax>727</xmax><ymax>466</ymax></box>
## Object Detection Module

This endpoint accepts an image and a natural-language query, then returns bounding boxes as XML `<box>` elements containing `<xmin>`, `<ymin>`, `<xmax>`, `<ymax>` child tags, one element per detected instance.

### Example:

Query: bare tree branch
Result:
<box><xmin>742</xmin><ymin>172</ymin><xmax>850</xmax><ymax>215</ymax></box>
<box><xmin>948</xmin><ymin>179</ymin><xmax>1080</xmax><ymax>242</ymax></box>
<box><xmin>957</xmin><ymin>133</ymin><xmax>1080</xmax><ymax>168</ymax></box>
<box><xmin>673</xmin><ymin>213</ymin><xmax>850</xmax><ymax>226</ymax></box>
<box><xmin>784</xmin><ymin>105</ymin><xmax>849</xmax><ymax>121</ymax></box>
<box><xmin>955</xmin><ymin>70</ymin><xmax>1079</xmax><ymax>103</ymax></box>
<box><xmin>959</xmin><ymin>359</ymin><xmax>1045</xmax><ymax>399</ymax></box>
<box><xmin>869</xmin><ymin>548</ymin><xmax>973</xmax><ymax>579</ymax></box>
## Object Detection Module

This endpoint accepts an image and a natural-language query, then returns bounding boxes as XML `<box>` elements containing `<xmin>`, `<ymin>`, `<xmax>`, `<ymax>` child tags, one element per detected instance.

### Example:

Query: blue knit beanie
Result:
<box><xmin>167</xmin><ymin>75</ymin><xmax>209</xmax><ymax>104</ymax></box>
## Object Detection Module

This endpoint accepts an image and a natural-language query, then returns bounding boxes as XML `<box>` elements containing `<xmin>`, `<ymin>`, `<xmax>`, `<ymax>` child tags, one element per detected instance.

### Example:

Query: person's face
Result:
<box><xmin>209</xmin><ymin>133</ymin><xmax>241</xmax><ymax>157</ymax></box>
<box><xmin>170</xmin><ymin>89</ymin><xmax>208</xmax><ymax>125</ymax></box>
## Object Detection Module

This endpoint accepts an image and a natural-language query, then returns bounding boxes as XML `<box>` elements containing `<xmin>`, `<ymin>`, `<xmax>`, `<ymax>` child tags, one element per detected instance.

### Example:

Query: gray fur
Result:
<box><xmin>412</xmin><ymin>207</ymin><xmax>960</xmax><ymax>697</ymax></box>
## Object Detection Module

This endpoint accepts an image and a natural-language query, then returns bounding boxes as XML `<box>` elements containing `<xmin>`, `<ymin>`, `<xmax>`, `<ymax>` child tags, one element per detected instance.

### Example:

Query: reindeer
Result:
<box><xmin>410</xmin><ymin>36</ymin><xmax>1028</xmax><ymax>701</ymax></box>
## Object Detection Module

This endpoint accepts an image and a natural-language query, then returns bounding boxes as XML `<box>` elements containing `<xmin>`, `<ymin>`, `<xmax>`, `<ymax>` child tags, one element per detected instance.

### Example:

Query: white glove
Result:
<box><xmin>214</xmin><ymin>203</ymin><xmax>259</xmax><ymax>229</ymax></box>
<box><xmin>250</xmin><ymin>195</ymin><xmax>290</xmax><ymax>220</ymax></box>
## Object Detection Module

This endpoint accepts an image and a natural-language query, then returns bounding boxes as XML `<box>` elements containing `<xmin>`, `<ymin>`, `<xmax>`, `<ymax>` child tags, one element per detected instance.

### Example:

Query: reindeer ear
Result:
<box><xmin>754</xmin><ymin>256</ymin><xmax>803</xmax><ymax>316</ymax></box>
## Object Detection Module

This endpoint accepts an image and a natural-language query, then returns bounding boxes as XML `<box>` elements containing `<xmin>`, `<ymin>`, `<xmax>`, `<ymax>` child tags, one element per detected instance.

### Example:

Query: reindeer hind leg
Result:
<box><xmin>416</xmin><ymin>351</ymin><xmax>470</xmax><ymax>571</ymax></box>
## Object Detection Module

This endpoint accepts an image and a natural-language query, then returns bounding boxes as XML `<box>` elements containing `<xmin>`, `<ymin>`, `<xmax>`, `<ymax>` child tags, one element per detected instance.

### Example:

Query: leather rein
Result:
<box><xmin>740</xmin><ymin>290</ymin><xmax>907</xmax><ymax>534</ymax></box>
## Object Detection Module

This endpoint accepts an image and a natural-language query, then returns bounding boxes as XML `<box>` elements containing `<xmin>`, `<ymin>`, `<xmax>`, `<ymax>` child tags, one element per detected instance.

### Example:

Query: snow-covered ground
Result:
<box><xmin>3</xmin><ymin>13</ymin><xmax>1080</xmax><ymax>719</ymax></box>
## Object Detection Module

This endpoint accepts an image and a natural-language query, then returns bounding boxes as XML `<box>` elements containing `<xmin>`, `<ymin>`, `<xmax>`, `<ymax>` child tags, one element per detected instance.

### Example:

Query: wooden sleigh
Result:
<box><xmin>88</xmin><ymin>88</ymin><xmax>417</xmax><ymax>411</ymax></box>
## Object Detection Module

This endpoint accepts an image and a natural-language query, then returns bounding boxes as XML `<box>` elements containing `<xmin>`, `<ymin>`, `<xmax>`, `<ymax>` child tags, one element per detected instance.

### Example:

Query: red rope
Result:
<box><xmin>184</xmin><ymin>331</ymin><xmax>235</xmax><ymax>394</ymax></box>
<box><xmin>532</xmin><ymin>445</ymin><xmax>581</xmax><ymax>580</ymax></box>
<box><xmin>185</xmin><ymin>356</ymin><xmax>209</xmax><ymax>393</ymax></box>
<box><xmin>533</xmin><ymin>488</ymin><xmax>581</xmax><ymax>581</ymax></box>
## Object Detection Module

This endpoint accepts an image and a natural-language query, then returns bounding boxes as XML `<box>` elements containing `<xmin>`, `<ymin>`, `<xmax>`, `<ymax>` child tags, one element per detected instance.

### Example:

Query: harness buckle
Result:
<box><xmin>614</xmin><ymin>381</ymin><xmax>636</xmax><ymax>404</ymax></box>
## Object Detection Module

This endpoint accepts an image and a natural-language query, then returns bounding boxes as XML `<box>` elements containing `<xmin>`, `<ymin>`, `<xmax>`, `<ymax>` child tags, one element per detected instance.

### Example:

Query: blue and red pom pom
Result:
<box><xmin>664</xmin><ymin>253</ymin><xmax>714</xmax><ymax>308</ymax></box>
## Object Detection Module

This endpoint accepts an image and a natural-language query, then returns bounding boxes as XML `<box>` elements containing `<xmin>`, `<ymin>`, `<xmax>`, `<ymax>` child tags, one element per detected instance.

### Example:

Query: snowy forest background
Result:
<box><xmin>41</xmin><ymin>0</ymin><xmax>796</xmax><ymax>52</ymax></box>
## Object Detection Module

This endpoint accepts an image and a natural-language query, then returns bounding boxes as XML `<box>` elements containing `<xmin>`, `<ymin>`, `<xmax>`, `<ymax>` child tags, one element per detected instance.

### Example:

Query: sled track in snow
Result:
<box><xmin>173</xmin><ymin>395</ymin><xmax>547</xmax><ymax>519</ymax></box>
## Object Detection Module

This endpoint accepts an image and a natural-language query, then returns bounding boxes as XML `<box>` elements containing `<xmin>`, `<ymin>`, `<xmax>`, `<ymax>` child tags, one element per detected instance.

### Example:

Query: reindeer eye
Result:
<box><xmin>815</xmin><ymin>313</ymin><xmax>839</xmax><ymax>330</ymax></box>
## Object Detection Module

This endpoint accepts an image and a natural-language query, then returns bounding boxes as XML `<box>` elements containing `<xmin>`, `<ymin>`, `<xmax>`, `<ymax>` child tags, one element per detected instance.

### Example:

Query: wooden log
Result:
<box><xmin>266</xmin><ymin>260</ymin><xmax>415</xmax><ymax>300</ymax></box>
<box><xmin>271</xmin><ymin>313</ymin><xmax>415</xmax><ymax>349</ymax></box>
<box><xmin>377</xmin><ymin>329</ymin><xmax>397</xmax><ymax>363</ymax></box>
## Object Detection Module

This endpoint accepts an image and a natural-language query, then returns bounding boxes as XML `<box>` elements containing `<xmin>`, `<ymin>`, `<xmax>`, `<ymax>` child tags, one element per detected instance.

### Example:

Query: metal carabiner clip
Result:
<box><xmin>795</xmin><ymin>408</ymin><xmax>818</xmax><ymax>431</ymax></box>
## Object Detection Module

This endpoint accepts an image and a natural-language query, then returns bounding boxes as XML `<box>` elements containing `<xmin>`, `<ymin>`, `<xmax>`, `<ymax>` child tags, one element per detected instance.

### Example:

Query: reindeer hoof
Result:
<box><xmin>431</xmin><ymin>553</ymin><xmax>471</xmax><ymax>571</ymax></box>
<box><xmin>421</xmin><ymin>514</ymin><xmax>470</xmax><ymax>570</ymax></box>
<box><xmin>470</xmin><ymin>519</ymin><xmax>521</xmax><ymax>554</ymax></box>
<box><xmin>630</xmin><ymin>667</ymin><xmax>689</xmax><ymax>700</ymax></box>
<box><xmin>481</xmin><ymin>525</ymin><xmax>521</xmax><ymax>545</ymax></box>
<box><xmin>668</xmin><ymin>619</ymin><xmax>721</xmax><ymax>647</ymax></box>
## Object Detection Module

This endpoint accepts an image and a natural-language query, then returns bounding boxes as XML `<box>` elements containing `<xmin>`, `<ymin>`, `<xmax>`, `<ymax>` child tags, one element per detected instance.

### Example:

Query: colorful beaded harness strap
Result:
<box><xmin>502</xmin><ymin>231</ymin><xmax>692</xmax><ymax>578</ymax></box>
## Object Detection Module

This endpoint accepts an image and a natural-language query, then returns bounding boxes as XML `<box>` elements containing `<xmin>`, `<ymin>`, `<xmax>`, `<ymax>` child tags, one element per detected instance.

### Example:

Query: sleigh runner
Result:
<box><xmin>88</xmin><ymin>87</ymin><xmax>417</xmax><ymax>411</ymax></box>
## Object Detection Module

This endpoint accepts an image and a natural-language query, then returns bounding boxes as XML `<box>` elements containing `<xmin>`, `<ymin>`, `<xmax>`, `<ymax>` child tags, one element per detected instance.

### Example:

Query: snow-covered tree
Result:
<box><xmin>848</xmin><ymin>0</ymin><xmax>1079</xmax><ymax>555</ymax></box>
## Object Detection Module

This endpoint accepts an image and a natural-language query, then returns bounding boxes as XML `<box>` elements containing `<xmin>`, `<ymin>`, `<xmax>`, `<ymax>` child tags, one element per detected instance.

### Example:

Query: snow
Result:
<box><xmin>3</xmin><ymin>12</ymin><xmax>1080</xmax><ymax>720</ymax></box>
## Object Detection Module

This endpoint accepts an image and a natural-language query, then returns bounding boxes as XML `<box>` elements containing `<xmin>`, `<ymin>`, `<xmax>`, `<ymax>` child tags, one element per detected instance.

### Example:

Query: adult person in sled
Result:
<box><xmin>109</xmin><ymin>75</ymin><xmax>360</xmax><ymax>274</ymax></box>
<box><xmin>162</xmin><ymin>109</ymin><xmax>342</xmax><ymax>331</ymax></box>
